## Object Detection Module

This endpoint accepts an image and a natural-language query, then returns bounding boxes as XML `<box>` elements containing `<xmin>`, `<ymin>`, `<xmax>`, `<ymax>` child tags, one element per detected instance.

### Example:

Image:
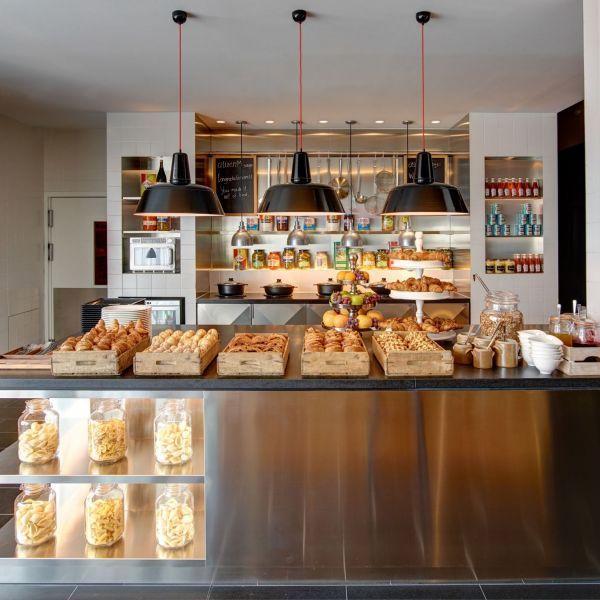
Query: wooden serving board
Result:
<box><xmin>217</xmin><ymin>335</ymin><xmax>289</xmax><ymax>377</ymax></box>
<box><xmin>301</xmin><ymin>334</ymin><xmax>370</xmax><ymax>378</ymax></box>
<box><xmin>372</xmin><ymin>333</ymin><xmax>453</xmax><ymax>377</ymax></box>
<box><xmin>0</xmin><ymin>356</ymin><xmax>51</xmax><ymax>370</ymax></box>
<box><xmin>51</xmin><ymin>337</ymin><xmax>150</xmax><ymax>376</ymax></box>
<box><xmin>134</xmin><ymin>340</ymin><xmax>220</xmax><ymax>376</ymax></box>
<box><xmin>558</xmin><ymin>345</ymin><xmax>600</xmax><ymax>375</ymax></box>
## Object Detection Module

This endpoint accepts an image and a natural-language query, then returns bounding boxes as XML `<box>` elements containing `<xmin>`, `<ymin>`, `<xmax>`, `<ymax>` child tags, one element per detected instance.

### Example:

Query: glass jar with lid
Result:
<box><xmin>573</xmin><ymin>320</ymin><xmax>599</xmax><ymax>347</ymax></box>
<box><xmin>251</xmin><ymin>249</ymin><xmax>266</xmax><ymax>270</ymax></box>
<box><xmin>267</xmin><ymin>251</ymin><xmax>282</xmax><ymax>269</ymax></box>
<box><xmin>375</xmin><ymin>249</ymin><xmax>389</xmax><ymax>269</ymax></box>
<box><xmin>282</xmin><ymin>247</ymin><xmax>296</xmax><ymax>269</ymax></box>
<box><xmin>480</xmin><ymin>291</ymin><xmax>523</xmax><ymax>340</ymax></box>
<box><xmin>85</xmin><ymin>483</ymin><xmax>124</xmax><ymax>547</ymax></box>
<box><xmin>362</xmin><ymin>251</ymin><xmax>376</xmax><ymax>270</ymax></box>
<box><xmin>18</xmin><ymin>399</ymin><xmax>59</xmax><ymax>464</ymax></box>
<box><xmin>88</xmin><ymin>399</ymin><xmax>127</xmax><ymax>464</ymax></box>
<box><xmin>155</xmin><ymin>483</ymin><xmax>195</xmax><ymax>549</ymax></box>
<box><xmin>548</xmin><ymin>315</ymin><xmax>575</xmax><ymax>346</ymax></box>
<box><xmin>14</xmin><ymin>483</ymin><xmax>56</xmax><ymax>546</ymax></box>
<box><xmin>154</xmin><ymin>399</ymin><xmax>192</xmax><ymax>466</ymax></box>
<box><xmin>297</xmin><ymin>249</ymin><xmax>311</xmax><ymax>269</ymax></box>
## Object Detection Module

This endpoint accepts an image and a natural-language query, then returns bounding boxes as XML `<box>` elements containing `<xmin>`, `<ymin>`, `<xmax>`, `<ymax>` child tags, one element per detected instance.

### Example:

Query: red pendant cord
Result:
<box><xmin>421</xmin><ymin>22</ymin><xmax>425</xmax><ymax>151</ymax></box>
<box><xmin>178</xmin><ymin>22</ymin><xmax>183</xmax><ymax>152</ymax></box>
<box><xmin>299</xmin><ymin>20</ymin><xmax>303</xmax><ymax>150</ymax></box>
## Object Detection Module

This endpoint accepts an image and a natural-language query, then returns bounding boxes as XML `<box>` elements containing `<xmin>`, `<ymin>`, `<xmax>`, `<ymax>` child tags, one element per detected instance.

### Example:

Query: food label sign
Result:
<box><xmin>214</xmin><ymin>156</ymin><xmax>255</xmax><ymax>214</ymax></box>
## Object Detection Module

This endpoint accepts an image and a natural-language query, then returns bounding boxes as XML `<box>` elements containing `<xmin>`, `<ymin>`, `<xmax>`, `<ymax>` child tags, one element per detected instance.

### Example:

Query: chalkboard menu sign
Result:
<box><xmin>407</xmin><ymin>155</ymin><xmax>446</xmax><ymax>184</ymax></box>
<box><xmin>213</xmin><ymin>156</ymin><xmax>256</xmax><ymax>214</ymax></box>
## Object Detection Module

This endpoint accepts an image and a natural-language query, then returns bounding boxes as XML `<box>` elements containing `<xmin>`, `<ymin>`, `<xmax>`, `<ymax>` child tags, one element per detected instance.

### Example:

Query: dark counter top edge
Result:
<box><xmin>196</xmin><ymin>292</ymin><xmax>471</xmax><ymax>304</ymax></box>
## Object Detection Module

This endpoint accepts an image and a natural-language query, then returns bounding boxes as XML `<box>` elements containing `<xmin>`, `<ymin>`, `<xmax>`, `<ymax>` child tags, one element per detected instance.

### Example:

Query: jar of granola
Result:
<box><xmin>18</xmin><ymin>399</ymin><xmax>59</xmax><ymax>464</ymax></box>
<box><xmin>154</xmin><ymin>399</ymin><xmax>192</xmax><ymax>466</ymax></box>
<box><xmin>85</xmin><ymin>483</ymin><xmax>124</xmax><ymax>547</ymax></box>
<box><xmin>14</xmin><ymin>483</ymin><xmax>56</xmax><ymax>546</ymax></box>
<box><xmin>155</xmin><ymin>483</ymin><xmax>195</xmax><ymax>549</ymax></box>
<box><xmin>88</xmin><ymin>399</ymin><xmax>127</xmax><ymax>464</ymax></box>
<box><xmin>480</xmin><ymin>291</ymin><xmax>523</xmax><ymax>341</ymax></box>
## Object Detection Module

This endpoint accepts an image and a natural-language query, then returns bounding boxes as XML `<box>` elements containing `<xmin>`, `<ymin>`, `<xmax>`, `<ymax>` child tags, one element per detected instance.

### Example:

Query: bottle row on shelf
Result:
<box><xmin>485</xmin><ymin>253</ymin><xmax>544</xmax><ymax>274</ymax></box>
<box><xmin>15</xmin><ymin>482</ymin><xmax>195</xmax><ymax>549</ymax></box>
<box><xmin>485</xmin><ymin>177</ymin><xmax>542</xmax><ymax>199</ymax></box>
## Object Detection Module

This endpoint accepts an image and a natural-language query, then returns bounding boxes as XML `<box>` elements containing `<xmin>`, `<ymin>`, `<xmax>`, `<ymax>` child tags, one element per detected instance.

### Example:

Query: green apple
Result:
<box><xmin>350</xmin><ymin>294</ymin><xmax>364</xmax><ymax>306</ymax></box>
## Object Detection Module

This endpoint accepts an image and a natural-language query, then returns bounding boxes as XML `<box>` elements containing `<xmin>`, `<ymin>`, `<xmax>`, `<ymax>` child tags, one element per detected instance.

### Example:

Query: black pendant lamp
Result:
<box><xmin>258</xmin><ymin>10</ymin><xmax>344</xmax><ymax>216</ymax></box>
<box><xmin>231</xmin><ymin>121</ymin><xmax>253</xmax><ymax>247</ymax></box>
<box><xmin>135</xmin><ymin>10</ymin><xmax>224</xmax><ymax>217</ymax></box>
<box><xmin>382</xmin><ymin>11</ymin><xmax>468</xmax><ymax>216</ymax></box>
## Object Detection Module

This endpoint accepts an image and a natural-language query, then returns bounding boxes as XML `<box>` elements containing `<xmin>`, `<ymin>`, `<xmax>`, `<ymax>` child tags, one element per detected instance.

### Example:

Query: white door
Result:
<box><xmin>46</xmin><ymin>195</ymin><xmax>107</xmax><ymax>340</ymax></box>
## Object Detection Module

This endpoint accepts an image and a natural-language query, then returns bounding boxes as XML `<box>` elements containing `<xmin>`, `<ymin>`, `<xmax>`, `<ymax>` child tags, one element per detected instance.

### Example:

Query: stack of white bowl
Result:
<box><xmin>528</xmin><ymin>334</ymin><xmax>564</xmax><ymax>374</ymax></box>
<box><xmin>517</xmin><ymin>329</ymin><xmax>546</xmax><ymax>365</ymax></box>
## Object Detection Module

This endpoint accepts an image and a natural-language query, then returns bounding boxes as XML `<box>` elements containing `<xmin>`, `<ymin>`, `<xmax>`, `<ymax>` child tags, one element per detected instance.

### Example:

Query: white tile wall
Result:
<box><xmin>106</xmin><ymin>112</ymin><xmax>197</xmax><ymax>323</ymax></box>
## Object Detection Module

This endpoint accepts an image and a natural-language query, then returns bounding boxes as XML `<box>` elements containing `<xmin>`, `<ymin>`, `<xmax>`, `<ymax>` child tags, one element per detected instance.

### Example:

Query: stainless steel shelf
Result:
<box><xmin>196</xmin><ymin>229</ymin><xmax>470</xmax><ymax>236</ymax></box>
<box><xmin>123</xmin><ymin>230</ymin><xmax>181</xmax><ymax>237</ymax></box>
<box><xmin>0</xmin><ymin>483</ymin><xmax>205</xmax><ymax>561</ymax></box>
<box><xmin>0</xmin><ymin>419</ymin><xmax>205</xmax><ymax>483</ymax></box>
<box><xmin>486</xmin><ymin>236</ymin><xmax>543</xmax><ymax>239</ymax></box>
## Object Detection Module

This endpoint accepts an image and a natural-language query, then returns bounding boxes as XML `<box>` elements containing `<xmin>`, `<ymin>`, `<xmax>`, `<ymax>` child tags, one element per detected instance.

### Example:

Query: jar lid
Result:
<box><xmin>486</xmin><ymin>290</ymin><xmax>520</xmax><ymax>304</ymax></box>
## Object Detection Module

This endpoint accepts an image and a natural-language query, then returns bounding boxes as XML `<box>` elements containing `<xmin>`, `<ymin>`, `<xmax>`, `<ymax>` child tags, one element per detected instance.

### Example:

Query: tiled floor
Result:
<box><xmin>3</xmin><ymin>583</ymin><xmax>600</xmax><ymax>600</ymax></box>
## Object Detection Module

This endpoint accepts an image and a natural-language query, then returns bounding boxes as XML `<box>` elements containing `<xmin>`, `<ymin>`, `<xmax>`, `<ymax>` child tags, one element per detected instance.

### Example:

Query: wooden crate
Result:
<box><xmin>217</xmin><ymin>334</ymin><xmax>289</xmax><ymax>377</ymax></box>
<box><xmin>51</xmin><ymin>337</ymin><xmax>150</xmax><ymax>376</ymax></box>
<box><xmin>558</xmin><ymin>345</ymin><xmax>600</xmax><ymax>376</ymax></box>
<box><xmin>372</xmin><ymin>333</ymin><xmax>454</xmax><ymax>377</ymax></box>
<box><xmin>301</xmin><ymin>334</ymin><xmax>370</xmax><ymax>377</ymax></box>
<box><xmin>134</xmin><ymin>340</ymin><xmax>220</xmax><ymax>376</ymax></box>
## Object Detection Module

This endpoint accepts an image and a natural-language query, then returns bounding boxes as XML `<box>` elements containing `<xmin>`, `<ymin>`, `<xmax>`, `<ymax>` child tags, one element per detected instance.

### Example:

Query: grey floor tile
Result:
<box><xmin>208</xmin><ymin>586</ymin><xmax>347</xmax><ymax>600</ymax></box>
<box><xmin>346</xmin><ymin>584</ymin><xmax>484</xmax><ymax>599</ymax></box>
<box><xmin>72</xmin><ymin>585</ymin><xmax>210</xmax><ymax>599</ymax></box>
<box><xmin>481</xmin><ymin>583</ymin><xmax>600</xmax><ymax>599</ymax></box>
<box><xmin>0</xmin><ymin>584</ymin><xmax>76</xmax><ymax>600</ymax></box>
<box><xmin>346</xmin><ymin>567</ymin><xmax>476</xmax><ymax>584</ymax></box>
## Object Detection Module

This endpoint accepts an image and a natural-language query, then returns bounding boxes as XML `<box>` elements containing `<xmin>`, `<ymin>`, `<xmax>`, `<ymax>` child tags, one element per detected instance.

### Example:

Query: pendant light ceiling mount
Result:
<box><xmin>382</xmin><ymin>9</ymin><xmax>468</xmax><ymax>217</ymax></box>
<box><xmin>259</xmin><ymin>9</ymin><xmax>344</xmax><ymax>216</ymax></box>
<box><xmin>135</xmin><ymin>9</ymin><xmax>224</xmax><ymax>217</ymax></box>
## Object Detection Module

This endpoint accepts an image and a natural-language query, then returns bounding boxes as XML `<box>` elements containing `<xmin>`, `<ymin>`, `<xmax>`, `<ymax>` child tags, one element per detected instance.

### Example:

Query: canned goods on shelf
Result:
<box><xmin>524</xmin><ymin>224</ymin><xmax>533</xmax><ymax>236</ymax></box>
<box><xmin>492</xmin><ymin>224</ymin><xmax>502</xmax><ymax>236</ymax></box>
<box><xmin>485</xmin><ymin>225</ymin><xmax>493</xmax><ymax>237</ymax></box>
<box><xmin>487</xmin><ymin>214</ymin><xmax>498</xmax><ymax>225</ymax></box>
<box><xmin>522</xmin><ymin>203</ymin><xmax>533</xmax><ymax>214</ymax></box>
<box><xmin>501</xmin><ymin>224</ymin><xmax>511</xmax><ymax>236</ymax></box>
<box><xmin>533</xmin><ymin>224</ymin><xmax>543</xmax><ymax>236</ymax></box>
<box><xmin>516</xmin><ymin>224</ymin><xmax>525</xmax><ymax>236</ymax></box>
<box><xmin>497</xmin><ymin>214</ymin><xmax>506</xmax><ymax>225</ymax></box>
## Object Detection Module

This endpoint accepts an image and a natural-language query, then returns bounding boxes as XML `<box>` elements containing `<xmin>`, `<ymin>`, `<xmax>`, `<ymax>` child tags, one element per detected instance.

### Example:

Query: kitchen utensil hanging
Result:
<box><xmin>283</xmin><ymin>154</ymin><xmax>289</xmax><ymax>182</ymax></box>
<box><xmin>365</xmin><ymin>156</ymin><xmax>379</xmax><ymax>215</ymax></box>
<box><xmin>329</xmin><ymin>157</ymin><xmax>350</xmax><ymax>200</ymax></box>
<box><xmin>316</xmin><ymin>153</ymin><xmax>322</xmax><ymax>184</ymax></box>
<box><xmin>355</xmin><ymin>154</ymin><xmax>368</xmax><ymax>204</ymax></box>
<box><xmin>276</xmin><ymin>155</ymin><xmax>282</xmax><ymax>184</ymax></box>
<box><xmin>375</xmin><ymin>154</ymin><xmax>394</xmax><ymax>193</ymax></box>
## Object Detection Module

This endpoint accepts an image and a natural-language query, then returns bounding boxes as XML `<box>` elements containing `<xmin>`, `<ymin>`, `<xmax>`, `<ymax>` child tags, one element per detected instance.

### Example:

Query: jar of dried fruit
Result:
<box><xmin>85</xmin><ymin>483</ymin><xmax>124</xmax><ymax>547</ymax></box>
<box><xmin>154</xmin><ymin>399</ymin><xmax>192</xmax><ymax>466</ymax></box>
<box><xmin>18</xmin><ymin>399</ymin><xmax>59</xmax><ymax>464</ymax></box>
<box><xmin>14</xmin><ymin>483</ymin><xmax>56</xmax><ymax>546</ymax></box>
<box><xmin>88</xmin><ymin>399</ymin><xmax>127</xmax><ymax>465</ymax></box>
<box><xmin>480</xmin><ymin>291</ymin><xmax>523</xmax><ymax>341</ymax></box>
<box><xmin>155</xmin><ymin>483</ymin><xmax>195</xmax><ymax>549</ymax></box>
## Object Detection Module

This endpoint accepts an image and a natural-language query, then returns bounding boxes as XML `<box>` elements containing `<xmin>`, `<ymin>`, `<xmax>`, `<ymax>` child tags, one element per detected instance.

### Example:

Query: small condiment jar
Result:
<box><xmin>452</xmin><ymin>342</ymin><xmax>473</xmax><ymax>365</ymax></box>
<box><xmin>493</xmin><ymin>339</ymin><xmax>519</xmax><ymax>368</ymax></box>
<box><xmin>472</xmin><ymin>347</ymin><xmax>494</xmax><ymax>369</ymax></box>
<box><xmin>473</xmin><ymin>336</ymin><xmax>493</xmax><ymax>349</ymax></box>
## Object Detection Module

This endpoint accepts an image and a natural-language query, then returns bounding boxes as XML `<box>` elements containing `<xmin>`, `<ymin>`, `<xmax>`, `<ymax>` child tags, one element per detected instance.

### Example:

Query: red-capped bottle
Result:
<box><xmin>532</xmin><ymin>179</ymin><xmax>540</xmax><ymax>198</ymax></box>
<box><xmin>485</xmin><ymin>178</ymin><xmax>490</xmax><ymax>198</ymax></box>
<box><xmin>524</xmin><ymin>177</ymin><xmax>532</xmax><ymax>197</ymax></box>
<box><xmin>517</xmin><ymin>178</ymin><xmax>524</xmax><ymax>197</ymax></box>
<box><xmin>490</xmin><ymin>178</ymin><xmax>497</xmax><ymax>197</ymax></box>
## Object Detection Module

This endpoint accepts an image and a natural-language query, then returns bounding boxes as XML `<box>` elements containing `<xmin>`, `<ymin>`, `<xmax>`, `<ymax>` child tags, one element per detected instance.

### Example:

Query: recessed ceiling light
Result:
<box><xmin>431</xmin><ymin>120</ymin><xmax>441</xmax><ymax>124</ymax></box>
<box><xmin>216</xmin><ymin>120</ymin><xmax>226</xmax><ymax>124</ymax></box>
<box><xmin>319</xmin><ymin>120</ymin><xmax>329</xmax><ymax>124</ymax></box>
<box><xmin>265</xmin><ymin>120</ymin><xmax>275</xmax><ymax>124</ymax></box>
<box><xmin>375</xmin><ymin>120</ymin><xmax>385</xmax><ymax>124</ymax></box>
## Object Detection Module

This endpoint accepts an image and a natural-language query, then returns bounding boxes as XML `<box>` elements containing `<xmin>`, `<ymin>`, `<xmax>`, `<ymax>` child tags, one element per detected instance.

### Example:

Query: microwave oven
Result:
<box><xmin>129</xmin><ymin>237</ymin><xmax>176</xmax><ymax>272</ymax></box>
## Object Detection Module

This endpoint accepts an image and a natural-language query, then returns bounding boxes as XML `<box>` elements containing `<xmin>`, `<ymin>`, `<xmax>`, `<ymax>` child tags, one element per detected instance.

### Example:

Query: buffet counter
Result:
<box><xmin>196</xmin><ymin>292</ymin><xmax>471</xmax><ymax>304</ymax></box>
<box><xmin>1</xmin><ymin>325</ymin><xmax>600</xmax><ymax>585</ymax></box>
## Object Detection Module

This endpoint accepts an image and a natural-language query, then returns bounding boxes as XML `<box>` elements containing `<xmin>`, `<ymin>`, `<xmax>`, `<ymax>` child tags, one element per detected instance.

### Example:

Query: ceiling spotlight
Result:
<box><xmin>216</xmin><ymin>120</ymin><xmax>226</xmax><ymax>124</ymax></box>
<box><xmin>375</xmin><ymin>120</ymin><xmax>385</xmax><ymax>124</ymax></box>
<box><xmin>318</xmin><ymin>120</ymin><xmax>329</xmax><ymax>124</ymax></box>
<box><xmin>265</xmin><ymin>120</ymin><xmax>275</xmax><ymax>124</ymax></box>
<box><xmin>431</xmin><ymin>120</ymin><xmax>441</xmax><ymax>124</ymax></box>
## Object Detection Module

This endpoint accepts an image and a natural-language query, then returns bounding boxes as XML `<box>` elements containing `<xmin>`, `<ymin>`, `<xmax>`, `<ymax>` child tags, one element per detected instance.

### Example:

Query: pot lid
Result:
<box><xmin>370</xmin><ymin>278</ymin><xmax>389</xmax><ymax>286</ymax></box>
<box><xmin>315</xmin><ymin>278</ymin><xmax>340</xmax><ymax>286</ymax></box>
<box><xmin>264</xmin><ymin>278</ymin><xmax>295</xmax><ymax>288</ymax></box>
<box><xmin>219</xmin><ymin>277</ymin><xmax>246</xmax><ymax>286</ymax></box>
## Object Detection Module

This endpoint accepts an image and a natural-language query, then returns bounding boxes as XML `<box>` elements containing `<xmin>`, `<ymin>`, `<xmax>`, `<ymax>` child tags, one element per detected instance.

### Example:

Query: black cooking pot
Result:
<box><xmin>315</xmin><ymin>278</ymin><xmax>343</xmax><ymax>297</ymax></box>
<box><xmin>262</xmin><ymin>279</ymin><xmax>296</xmax><ymax>298</ymax></box>
<box><xmin>217</xmin><ymin>278</ymin><xmax>247</xmax><ymax>297</ymax></box>
<box><xmin>369</xmin><ymin>278</ymin><xmax>391</xmax><ymax>296</ymax></box>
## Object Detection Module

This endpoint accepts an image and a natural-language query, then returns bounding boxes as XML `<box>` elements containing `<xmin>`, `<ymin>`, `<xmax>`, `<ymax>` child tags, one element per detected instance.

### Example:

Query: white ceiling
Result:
<box><xmin>0</xmin><ymin>0</ymin><xmax>583</xmax><ymax>129</ymax></box>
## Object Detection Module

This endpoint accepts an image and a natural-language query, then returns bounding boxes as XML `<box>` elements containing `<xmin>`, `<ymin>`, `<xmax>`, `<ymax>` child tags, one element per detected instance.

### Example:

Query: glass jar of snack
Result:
<box><xmin>251</xmin><ymin>249</ymin><xmax>266</xmax><ymax>270</ymax></box>
<box><xmin>573</xmin><ymin>320</ymin><xmax>599</xmax><ymax>347</ymax></box>
<box><xmin>297</xmin><ymin>249</ymin><xmax>311</xmax><ymax>269</ymax></box>
<box><xmin>548</xmin><ymin>315</ymin><xmax>574</xmax><ymax>346</ymax></box>
<box><xmin>480</xmin><ymin>291</ymin><xmax>523</xmax><ymax>340</ymax></box>
<box><xmin>85</xmin><ymin>483</ymin><xmax>124</xmax><ymax>547</ymax></box>
<box><xmin>362</xmin><ymin>251</ymin><xmax>376</xmax><ymax>270</ymax></box>
<box><xmin>485</xmin><ymin>258</ymin><xmax>495</xmax><ymax>274</ymax></box>
<box><xmin>142</xmin><ymin>216</ymin><xmax>157</xmax><ymax>231</ymax></box>
<box><xmin>381</xmin><ymin>215</ymin><xmax>395</xmax><ymax>232</ymax></box>
<box><xmin>275</xmin><ymin>216</ymin><xmax>289</xmax><ymax>231</ymax></box>
<box><xmin>155</xmin><ymin>483</ymin><xmax>195</xmax><ymax>549</ymax></box>
<box><xmin>88</xmin><ymin>399</ymin><xmax>127</xmax><ymax>465</ymax></box>
<box><xmin>282</xmin><ymin>247</ymin><xmax>296</xmax><ymax>269</ymax></box>
<box><xmin>260</xmin><ymin>215</ymin><xmax>274</xmax><ymax>232</ymax></box>
<box><xmin>157</xmin><ymin>216</ymin><xmax>171</xmax><ymax>231</ymax></box>
<box><xmin>326</xmin><ymin>215</ymin><xmax>341</xmax><ymax>232</ymax></box>
<box><xmin>267</xmin><ymin>251</ymin><xmax>282</xmax><ymax>269</ymax></box>
<box><xmin>315</xmin><ymin>251</ymin><xmax>329</xmax><ymax>270</ymax></box>
<box><xmin>232</xmin><ymin>248</ymin><xmax>248</xmax><ymax>270</ymax></box>
<box><xmin>154</xmin><ymin>399</ymin><xmax>192</xmax><ymax>466</ymax></box>
<box><xmin>343</xmin><ymin>214</ymin><xmax>354</xmax><ymax>232</ymax></box>
<box><xmin>375</xmin><ymin>249</ymin><xmax>389</xmax><ymax>269</ymax></box>
<box><xmin>357</xmin><ymin>217</ymin><xmax>370</xmax><ymax>232</ymax></box>
<box><xmin>18</xmin><ymin>399</ymin><xmax>59</xmax><ymax>464</ymax></box>
<box><xmin>14</xmin><ymin>483</ymin><xmax>56</xmax><ymax>546</ymax></box>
